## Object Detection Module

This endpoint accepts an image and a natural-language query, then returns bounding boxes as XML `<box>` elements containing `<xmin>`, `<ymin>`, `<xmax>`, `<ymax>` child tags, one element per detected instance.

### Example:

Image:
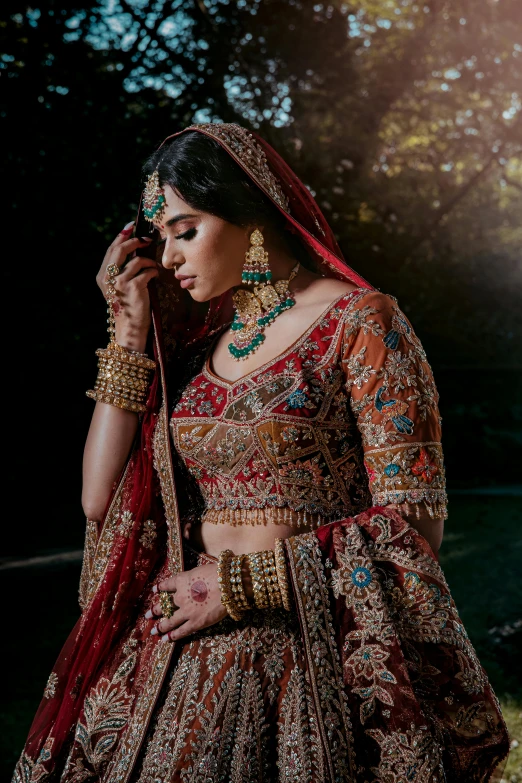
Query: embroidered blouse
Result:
<box><xmin>169</xmin><ymin>289</ymin><xmax>448</xmax><ymax>528</ymax></box>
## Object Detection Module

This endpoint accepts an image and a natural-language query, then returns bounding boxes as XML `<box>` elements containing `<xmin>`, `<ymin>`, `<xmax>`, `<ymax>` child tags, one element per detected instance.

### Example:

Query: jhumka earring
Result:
<box><xmin>143</xmin><ymin>169</ymin><xmax>166</xmax><ymax>225</ymax></box>
<box><xmin>229</xmin><ymin>229</ymin><xmax>300</xmax><ymax>361</ymax></box>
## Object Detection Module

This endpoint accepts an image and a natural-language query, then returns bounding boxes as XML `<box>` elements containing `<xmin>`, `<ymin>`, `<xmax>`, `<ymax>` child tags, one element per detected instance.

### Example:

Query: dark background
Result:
<box><xmin>1</xmin><ymin>0</ymin><xmax>521</xmax><ymax>777</ymax></box>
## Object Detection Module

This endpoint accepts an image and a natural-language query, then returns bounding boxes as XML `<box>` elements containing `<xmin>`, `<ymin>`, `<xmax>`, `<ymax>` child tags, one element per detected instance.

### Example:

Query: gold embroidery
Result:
<box><xmin>43</xmin><ymin>672</ymin><xmax>58</xmax><ymax>700</ymax></box>
<box><xmin>170</xmin><ymin>292</ymin><xmax>374</xmax><ymax>526</ymax></box>
<box><xmin>365</xmin><ymin>724</ymin><xmax>444</xmax><ymax>782</ymax></box>
<box><xmin>364</xmin><ymin>442</ymin><xmax>448</xmax><ymax>519</ymax></box>
<box><xmin>62</xmin><ymin>653</ymin><xmax>137</xmax><ymax>779</ymax></box>
<box><xmin>134</xmin><ymin>608</ymin><xmax>310</xmax><ymax>783</ymax></box>
<box><xmin>186</xmin><ymin>123</ymin><xmax>290</xmax><ymax>213</ymax></box>
<box><xmin>79</xmin><ymin>519</ymin><xmax>99</xmax><ymax>610</ymax></box>
<box><xmin>277</xmin><ymin>664</ymin><xmax>327</xmax><ymax>782</ymax></box>
<box><xmin>139</xmin><ymin>519</ymin><xmax>157</xmax><ymax>550</ymax></box>
<box><xmin>286</xmin><ymin>533</ymin><xmax>358</xmax><ymax>780</ymax></box>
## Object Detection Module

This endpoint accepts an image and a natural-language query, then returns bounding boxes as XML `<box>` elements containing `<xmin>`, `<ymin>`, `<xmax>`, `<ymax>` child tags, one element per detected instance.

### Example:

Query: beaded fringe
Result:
<box><xmin>201</xmin><ymin>506</ymin><xmax>325</xmax><ymax>529</ymax></box>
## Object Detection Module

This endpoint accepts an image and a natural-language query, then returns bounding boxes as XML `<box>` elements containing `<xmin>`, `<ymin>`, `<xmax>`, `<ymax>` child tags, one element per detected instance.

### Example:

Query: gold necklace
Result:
<box><xmin>229</xmin><ymin>262</ymin><xmax>300</xmax><ymax>360</ymax></box>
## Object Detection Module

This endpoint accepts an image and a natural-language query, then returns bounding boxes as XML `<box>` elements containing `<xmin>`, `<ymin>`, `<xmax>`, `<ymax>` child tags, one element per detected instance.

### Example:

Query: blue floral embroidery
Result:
<box><xmin>285</xmin><ymin>389</ymin><xmax>309</xmax><ymax>409</ymax></box>
<box><xmin>351</xmin><ymin>566</ymin><xmax>373</xmax><ymax>588</ymax></box>
<box><xmin>375</xmin><ymin>387</ymin><xmax>414</xmax><ymax>435</ymax></box>
<box><xmin>384</xmin><ymin>463</ymin><xmax>401</xmax><ymax>478</ymax></box>
<box><xmin>383</xmin><ymin>311</ymin><xmax>412</xmax><ymax>350</ymax></box>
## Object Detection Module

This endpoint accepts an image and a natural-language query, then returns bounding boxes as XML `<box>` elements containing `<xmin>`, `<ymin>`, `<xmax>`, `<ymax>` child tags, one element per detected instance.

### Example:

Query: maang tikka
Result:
<box><xmin>229</xmin><ymin>229</ymin><xmax>299</xmax><ymax>361</ymax></box>
<box><xmin>143</xmin><ymin>169</ymin><xmax>166</xmax><ymax>224</ymax></box>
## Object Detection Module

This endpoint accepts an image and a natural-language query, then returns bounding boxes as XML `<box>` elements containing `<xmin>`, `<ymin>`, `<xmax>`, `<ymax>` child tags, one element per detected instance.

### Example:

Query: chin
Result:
<box><xmin>188</xmin><ymin>283</ymin><xmax>230</xmax><ymax>303</ymax></box>
<box><xmin>187</xmin><ymin>286</ymin><xmax>212</xmax><ymax>303</ymax></box>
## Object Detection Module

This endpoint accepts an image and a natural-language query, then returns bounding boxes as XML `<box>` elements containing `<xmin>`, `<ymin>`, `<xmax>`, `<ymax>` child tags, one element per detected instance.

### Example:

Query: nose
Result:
<box><xmin>161</xmin><ymin>236</ymin><xmax>184</xmax><ymax>270</ymax></box>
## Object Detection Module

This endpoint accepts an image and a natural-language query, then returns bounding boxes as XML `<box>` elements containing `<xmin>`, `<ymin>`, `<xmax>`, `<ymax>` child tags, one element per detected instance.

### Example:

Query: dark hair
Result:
<box><xmin>142</xmin><ymin>131</ymin><xmax>314</xmax><ymax>268</ymax></box>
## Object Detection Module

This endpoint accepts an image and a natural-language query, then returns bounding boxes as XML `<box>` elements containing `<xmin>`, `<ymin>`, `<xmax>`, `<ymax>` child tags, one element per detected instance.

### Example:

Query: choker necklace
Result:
<box><xmin>229</xmin><ymin>262</ymin><xmax>300</xmax><ymax>361</ymax></box>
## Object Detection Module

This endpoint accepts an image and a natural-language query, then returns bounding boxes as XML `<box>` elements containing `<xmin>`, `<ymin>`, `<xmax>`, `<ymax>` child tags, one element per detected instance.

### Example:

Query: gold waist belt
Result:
<box><xmin>201</xmin><ymin>506</ymin><xmax>326</xmax><ymax>529</ymax></box>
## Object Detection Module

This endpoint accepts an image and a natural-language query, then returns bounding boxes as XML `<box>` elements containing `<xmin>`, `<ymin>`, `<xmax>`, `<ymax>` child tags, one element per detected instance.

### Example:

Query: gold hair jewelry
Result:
<box><xmin>143</xmin><ymin>168</ymin><xmax>166</xmax><ymax>224</ymax></box>
<box><xmin>229</xmin><ymin>229</ymin><xmax>300</xmax><ymax>361</ymax></box>
<box><xmin>159</xmin><ymin>591</ymin><xmax>175</xmax><ymax>619</ymax></box>
<box><xmin>274</xmin><ymin>539</ymin><xmax>292</xmax><ymax>611</ymax></box>
<box><xmin>86</xmin><ymin>255</ymin><xmax>156</xmax><ymax>412</ymax></box>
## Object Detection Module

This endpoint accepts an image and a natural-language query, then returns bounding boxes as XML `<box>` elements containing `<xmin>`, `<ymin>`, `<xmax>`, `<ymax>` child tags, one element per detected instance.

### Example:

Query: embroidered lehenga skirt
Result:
<box><xmin>132</xmin><ymin>607</ymin><xmax>317</xmax><ymax>782</ymax></box>
<box><xmin>130</xmin><ymin>547</ymin><xmax>322</xmax><ymax>783</ymax></box>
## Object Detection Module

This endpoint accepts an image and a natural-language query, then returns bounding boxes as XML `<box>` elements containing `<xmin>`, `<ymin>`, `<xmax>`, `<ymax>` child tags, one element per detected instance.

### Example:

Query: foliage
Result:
<box><xmin>2</xmin><ymin>0</ymin><xmax>521</xmax><ymax>365</ymax></box>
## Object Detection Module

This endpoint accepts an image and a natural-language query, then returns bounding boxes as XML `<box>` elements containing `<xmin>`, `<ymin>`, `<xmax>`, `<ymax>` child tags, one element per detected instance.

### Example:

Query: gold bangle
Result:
<box><xmin>261</xmin><ymin>549</ymin><xmax>282</xmax><ymax>608</ymax></box>
<box><xmin>86</xmin><ymin>389</ymin><xmax>149</xmax><ymax>413</ymax></box>
<box><xmin>230</xmin><ymin>554</ymin><xmax>252</xmax><ymax>612</ymax></box>
<box><xmin>247</xmin><ymin>551</ymin><xmax>270</xmax><ymax>609</ymax></box>
<box><xmin>217</xmin><ymin>549</ymin><xmax>244</xmax><ymax>621</ymax></box>
<box><xmin>86</xmin><ymin>344</ymin><xmax>155</xmax><ymax>413</ymax></box>
<box><xmin>97</xmin><ymin>344</ymin><xmax>156</xmax><ymax>371</ymax></box>
<box><xmin>274</xmin><ymin>538</ymin><xmax>292</xmax><ymax>611</ymax></box>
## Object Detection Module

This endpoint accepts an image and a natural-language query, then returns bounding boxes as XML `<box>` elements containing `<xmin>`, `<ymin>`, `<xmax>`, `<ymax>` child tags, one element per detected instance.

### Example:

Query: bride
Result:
<box><xmin>13</xmin><ymin>123</ymin><xmax>509</xmax><ymax>782</ymax></box>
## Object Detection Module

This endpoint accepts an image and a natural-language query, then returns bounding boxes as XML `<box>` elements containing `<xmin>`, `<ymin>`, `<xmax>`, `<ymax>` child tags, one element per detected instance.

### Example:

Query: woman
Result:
<box><xmin>13</xmin><ymin>123</ymin><xmax>509</xmax><ymax>782</ymax></box>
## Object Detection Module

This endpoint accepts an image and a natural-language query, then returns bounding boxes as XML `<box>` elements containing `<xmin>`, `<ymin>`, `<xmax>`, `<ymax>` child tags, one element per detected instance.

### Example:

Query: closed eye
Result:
<box><xmin>175</xmin><ymin>227</ymin><xmax>197</xmax><ymax>241</ymax></box>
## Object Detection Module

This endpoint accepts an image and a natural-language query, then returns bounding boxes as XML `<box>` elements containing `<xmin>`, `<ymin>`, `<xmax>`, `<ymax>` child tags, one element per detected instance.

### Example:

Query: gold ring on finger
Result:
<box><xmin>106</xmin><ymin>262</ymin><xmax>121</xmax><ymax>279</ymax></box>
<box><xmin>159</xmin><ymin>591</ymin><xmax>175</xmax><ymax>619</ymax></box>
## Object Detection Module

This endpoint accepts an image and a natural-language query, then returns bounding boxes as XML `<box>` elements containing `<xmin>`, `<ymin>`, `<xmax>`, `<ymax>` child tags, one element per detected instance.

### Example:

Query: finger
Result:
<box><xmin>156</xmin><ymin>577</ymin><xmax>177</xmax><ymax>593</ymax></box>
<box><xmin>112</xmin><ymin>221</ymin><xmax>135</xmax><ymax>245</ymax></box>
<box><xmin>115</xmin><ymin>257</ymin><xmax>158</xmax><ymax>282</ymax></box>
<box><xmin>108</xmin><ymin>236</ymin><xmax>153</xmax><ymax>268</ymax></box>
<box><xmin>161</xmin><ymin>621</ymin><xmax>193</xmax><ymax>643</ymax></box>
<box><xmin>145</xmin><ymin>602</ymin><xmax>162</xmax><ymax>619</ymax></box>
<box><xmin>152</xmin><ymin>611</ymin><xmax>185</xmax><ymax>636</ymax></box>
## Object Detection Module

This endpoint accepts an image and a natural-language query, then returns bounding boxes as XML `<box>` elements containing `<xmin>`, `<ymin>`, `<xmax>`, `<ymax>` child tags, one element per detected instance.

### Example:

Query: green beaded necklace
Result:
<box><xmin>228</xmin><ymin>262</ymin><xmax>300</xmax><ymax>361</ymax></box>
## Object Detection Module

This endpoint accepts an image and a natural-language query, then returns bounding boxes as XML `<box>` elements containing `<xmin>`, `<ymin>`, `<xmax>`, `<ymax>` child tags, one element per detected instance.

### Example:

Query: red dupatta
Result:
<box><xmin>14</xmin><ymin>124</ymin><xmax>509</xmax><ymax>782</ymax></box>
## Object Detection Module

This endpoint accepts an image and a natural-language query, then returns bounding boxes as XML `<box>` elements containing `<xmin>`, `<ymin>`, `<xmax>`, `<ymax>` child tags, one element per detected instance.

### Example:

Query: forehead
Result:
<box><xmin>162</xmin><ymin>183</ymin><xmax>191</xmax><ymax>211</ymax></box>
<box><xmin>153</xmin><ymin>184</ymin><xmax>198</xmax><ymax>228</ymax></box>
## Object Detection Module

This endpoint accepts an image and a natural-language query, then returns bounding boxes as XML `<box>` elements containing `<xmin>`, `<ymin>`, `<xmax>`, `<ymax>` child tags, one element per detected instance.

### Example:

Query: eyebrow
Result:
<box><xmin>164</xmin><ymin>213</ymin><xmax>198</xmax><ymax>227</ymax></box>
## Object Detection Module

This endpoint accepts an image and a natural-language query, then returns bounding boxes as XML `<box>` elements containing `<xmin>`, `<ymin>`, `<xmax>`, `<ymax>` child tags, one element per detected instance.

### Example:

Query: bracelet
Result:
<box><xmin>246</xmin><ymin>551</ymin><xmax>271</xmax><ymax>609</ymax></box>
<box><xmin>261</xmin><ymin>549</ymin><xmax>282</xmax><ymax>609</ymax></box>
<box><xmin>86</xmin><ymin>345</ymin><xmax>156</xmax><ymax>413</ymax></box>
<box><xmin>217</xmin><ymin>549</ymin><xmax>244</xmax><ymax>621</ymax></box>
<box><xmin>230</xmin><ymin>554</ymin><xmax>253</xmax><ymax>613</ymax></box>
<box><xmin>274</xmin><ymin>538</ymin><xmax>292</xmax><ymax>611</ymax></box>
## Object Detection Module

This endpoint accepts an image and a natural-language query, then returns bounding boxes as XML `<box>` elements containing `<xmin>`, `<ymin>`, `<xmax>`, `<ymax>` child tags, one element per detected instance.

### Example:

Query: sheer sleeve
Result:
<box><xmin>341</xmin><ymin>290</ymin><xmax>448</xmax><ymax>521</ymax></box>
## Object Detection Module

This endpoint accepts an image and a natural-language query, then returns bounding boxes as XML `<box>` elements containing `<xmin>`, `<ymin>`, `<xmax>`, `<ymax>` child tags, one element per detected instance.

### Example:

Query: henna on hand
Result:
<box><xmin>188</xmin><ymin>578</ymin><xmax>209</xmax><ymax>605</ymax></box>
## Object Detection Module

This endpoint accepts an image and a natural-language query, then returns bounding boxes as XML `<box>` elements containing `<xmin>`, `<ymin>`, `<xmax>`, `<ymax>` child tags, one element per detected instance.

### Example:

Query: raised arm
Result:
<box><xmin>81</xmin><ymin>223</ymin><xmax>158</xmax><ymax>521</ymax></box>
<box><xmin>341</xmin><ymin>291</ymin><xmax>447</xmax><ymax>554</ymax></box>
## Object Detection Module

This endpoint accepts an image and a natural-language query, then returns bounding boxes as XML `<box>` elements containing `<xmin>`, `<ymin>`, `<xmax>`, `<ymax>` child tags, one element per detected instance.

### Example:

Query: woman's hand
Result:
<box><xmin>145</xmin><ymin>563</ymin><xmax>228</xmax><ymax>642</ymax></box>
<box><xmin>96</xmin><ymin>222</ymin><xmax>159</xmax><ymax>353</ymax></box>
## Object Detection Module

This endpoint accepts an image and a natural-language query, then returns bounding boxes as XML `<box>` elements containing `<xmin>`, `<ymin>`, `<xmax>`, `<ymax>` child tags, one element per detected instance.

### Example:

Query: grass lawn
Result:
<box><xmin>1</xmin><ymin>493</ymin><xmax>520</xmax><ymax>780</ymax></box>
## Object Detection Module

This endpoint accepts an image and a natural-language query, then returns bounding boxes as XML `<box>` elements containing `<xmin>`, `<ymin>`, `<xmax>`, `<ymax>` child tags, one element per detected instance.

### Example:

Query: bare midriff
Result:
<box><xmin>186</xmin><ymin>508</ymin><xmax>324</xmax><ymax>558</ymax></box>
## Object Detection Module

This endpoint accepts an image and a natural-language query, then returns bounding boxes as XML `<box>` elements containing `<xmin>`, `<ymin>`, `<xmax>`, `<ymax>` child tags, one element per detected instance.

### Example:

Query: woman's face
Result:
<box><xmin>156</xmin><ymin>184</ymin><xmax>250</xmax><ymax>302</ymax></box>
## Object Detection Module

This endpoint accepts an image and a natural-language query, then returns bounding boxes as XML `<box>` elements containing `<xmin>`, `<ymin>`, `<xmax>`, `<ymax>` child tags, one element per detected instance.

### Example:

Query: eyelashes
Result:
<box><xmin>175</xmin><ymin>227</ymin><xmax>197</xmax><ymax>241</ymax></box>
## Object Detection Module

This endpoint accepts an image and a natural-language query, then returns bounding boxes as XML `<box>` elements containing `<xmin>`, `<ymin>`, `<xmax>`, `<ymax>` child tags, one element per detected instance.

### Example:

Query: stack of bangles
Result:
<box><xmin>217</xmin><ymin>538</ymin><xmax>292</xmax><ymax>620</ymax></box>
<box><xmin>86</xmin><ymin>344</ymin><xmax>156</xmax><ymax>413</ymax></box>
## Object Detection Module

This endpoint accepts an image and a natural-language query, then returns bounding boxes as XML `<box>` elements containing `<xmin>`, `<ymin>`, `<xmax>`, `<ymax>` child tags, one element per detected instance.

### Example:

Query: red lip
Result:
<box><xmin>175</xmin><ymin>274</ymin><xmax>196</xmax><ymax>280</ymax></box>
